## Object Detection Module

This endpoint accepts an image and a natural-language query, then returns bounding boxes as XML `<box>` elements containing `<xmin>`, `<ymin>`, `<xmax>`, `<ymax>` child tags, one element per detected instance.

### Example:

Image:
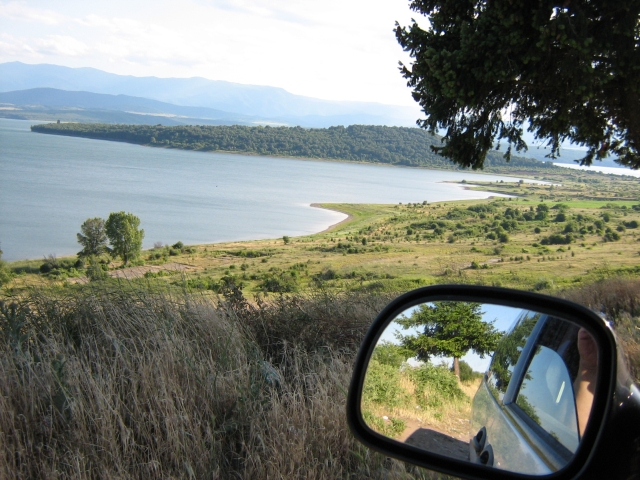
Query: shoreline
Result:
<box><xmin>310</xmin><ymin>203</ymin><xmax>353</xmax><ymax>233</ymax></box>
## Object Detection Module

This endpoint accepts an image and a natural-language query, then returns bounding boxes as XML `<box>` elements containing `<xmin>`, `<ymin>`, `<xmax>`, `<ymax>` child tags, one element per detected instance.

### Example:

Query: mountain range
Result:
<box><xmin>0</xmin><ymin>62</ymin><xmax>419</xmax><ymax>128</ymax></box>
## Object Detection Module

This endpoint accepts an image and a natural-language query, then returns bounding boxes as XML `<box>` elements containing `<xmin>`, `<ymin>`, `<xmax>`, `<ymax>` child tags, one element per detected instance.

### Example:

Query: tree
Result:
<box><xmin>396</xmin><ymin>302</ymin><xmax>502</xmax><ymax>378</ymax></box>
<box><xmin>105</xmin><ymin>212</ymin><xmax>144</xmax><ymax>265</ymax></box>
<box><xmin>396</xmin><ymin>1</ymin><xmax>640</xmax><ymax>170</ymax></box>
<box><xmin>0</xmin><ymin>247</ymin><xmax>13</xmax><ymax>287</ymax></box>
<box><xmin>77</xmin><ymin>217</ymin><xmax>108</xmax><ymax>257</ymax></box>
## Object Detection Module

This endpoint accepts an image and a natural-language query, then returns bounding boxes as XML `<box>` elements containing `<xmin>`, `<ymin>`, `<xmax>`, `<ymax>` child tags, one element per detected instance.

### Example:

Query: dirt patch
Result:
<box><xmin>109</xmin><ymin>262</ymin><xmax>196</xmax><ymax>279</ymax></box>
<box><xmin>398</xmin><ymin>417</ymin><xmax>470</xmax><ymax>461</ymax></box>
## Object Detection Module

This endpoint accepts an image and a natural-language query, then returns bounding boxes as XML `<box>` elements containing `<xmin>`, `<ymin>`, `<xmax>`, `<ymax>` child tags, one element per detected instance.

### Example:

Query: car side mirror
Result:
<box><xmin>347</xmin><ymin>285</ymin><xmax>621</xmax><ymax>480</ymax></box>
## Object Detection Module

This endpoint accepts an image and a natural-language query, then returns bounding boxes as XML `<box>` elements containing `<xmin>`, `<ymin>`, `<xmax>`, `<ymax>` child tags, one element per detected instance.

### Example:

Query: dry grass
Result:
<box><xmin>1</xmin><ymin>275</ymin><xmax>637</xmax><ymax>478</ymax></box>
<box><xmin>0</xmin><ymin>286</ymin><xmax>446</xmax><ymax>479</ymax></box>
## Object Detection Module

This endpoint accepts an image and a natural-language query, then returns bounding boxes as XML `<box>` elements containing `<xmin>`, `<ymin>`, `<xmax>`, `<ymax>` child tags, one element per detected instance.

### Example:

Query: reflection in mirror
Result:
<box><xmin>360</xmin><ymin>301</ymin><xmax>599</xmax><ymax>476</ymax></box>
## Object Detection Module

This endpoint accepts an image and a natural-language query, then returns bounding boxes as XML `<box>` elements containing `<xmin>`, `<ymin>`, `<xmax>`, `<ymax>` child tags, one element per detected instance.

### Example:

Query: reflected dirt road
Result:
<box><xmin>398</xmin><ymin>418</ymin><xmax>469</xmax><ymax>461</ymax></box>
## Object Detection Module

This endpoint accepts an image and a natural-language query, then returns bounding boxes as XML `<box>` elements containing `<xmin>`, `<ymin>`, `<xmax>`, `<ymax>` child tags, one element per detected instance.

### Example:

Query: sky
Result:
<box><xmin>0</xmin><ymin>0</ymin><xmax>424</xmax><ymax>107</ymax></box>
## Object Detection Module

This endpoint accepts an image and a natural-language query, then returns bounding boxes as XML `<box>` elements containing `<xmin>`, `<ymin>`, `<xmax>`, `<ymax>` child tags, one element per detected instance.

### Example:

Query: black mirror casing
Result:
<box><xmin>347</xmin><ymin>285</ymin><xmax>638</xmax><ymax>480</ymax></box>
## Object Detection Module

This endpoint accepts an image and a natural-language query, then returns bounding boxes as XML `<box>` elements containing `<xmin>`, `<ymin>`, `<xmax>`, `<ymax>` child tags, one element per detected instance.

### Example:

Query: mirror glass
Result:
<box><xmin>360</xmin><ymin>301</ymin><xmax>599</xmax><ymax>475</ymax></box>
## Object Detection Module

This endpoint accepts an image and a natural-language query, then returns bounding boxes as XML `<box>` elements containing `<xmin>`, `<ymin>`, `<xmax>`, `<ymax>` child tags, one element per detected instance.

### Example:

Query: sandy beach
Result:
<box><xmin>310</xmin><ymin>203</ymin><xmax>353</xmax><ymax>233</ymax></box>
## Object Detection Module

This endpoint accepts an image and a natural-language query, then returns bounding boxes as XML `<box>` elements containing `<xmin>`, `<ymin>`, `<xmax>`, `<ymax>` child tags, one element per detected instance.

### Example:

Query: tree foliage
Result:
<box><xmin>31</xmin><ymin>123</ymin><xmax>553</xmax><ymax>170</ymax></box>
<box><xmin>396</xmin><ymin>0</ymin><xmax>640</xmax><ymax>170</ymax></box>
<box><xmin>77</xmin><ymin>217</ymin><xmax>108</xmax><ymax>257</ymax></box>
<box><xmin>0</xmin><ymin>247</ymin><xmax>13</xmax><ymax>287</ymax></box>
<box><xmin>105</xmin><ymin>212</ymin><xmax>144</xmax><ymax>265</ymax></box>
<box><xmin>397</xmin><ymin>301</ymin><xmax>502</xmax><ymax>376</ymax></box>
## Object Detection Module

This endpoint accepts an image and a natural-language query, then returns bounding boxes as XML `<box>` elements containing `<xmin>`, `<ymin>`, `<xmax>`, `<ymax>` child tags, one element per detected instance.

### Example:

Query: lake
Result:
<box><xmin>2</xmin><ymin>118</ymin><xmax>525</xmax><ymax>262</ymax></box>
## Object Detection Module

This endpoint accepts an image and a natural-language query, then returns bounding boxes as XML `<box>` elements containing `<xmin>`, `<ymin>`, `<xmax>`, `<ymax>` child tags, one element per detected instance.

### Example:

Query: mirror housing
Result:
<box><xmin>346</xmin><ymin>285</ymin><xmax>636</xmax><ymax>480</ymax></box>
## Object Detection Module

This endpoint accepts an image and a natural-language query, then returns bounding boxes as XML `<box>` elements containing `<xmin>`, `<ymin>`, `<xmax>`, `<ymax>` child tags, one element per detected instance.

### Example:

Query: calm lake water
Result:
<box><xmin>2</xmin><ymin>118</ymin><xmax>525</xmax><ymax>261</ymax></box>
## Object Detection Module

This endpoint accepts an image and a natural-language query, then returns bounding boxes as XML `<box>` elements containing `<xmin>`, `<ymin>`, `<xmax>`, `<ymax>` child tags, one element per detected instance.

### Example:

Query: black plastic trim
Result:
<box><xmin>346</xmin><ymin>285</ymin><xmax>617</xmax><ymax>480</ymax></box>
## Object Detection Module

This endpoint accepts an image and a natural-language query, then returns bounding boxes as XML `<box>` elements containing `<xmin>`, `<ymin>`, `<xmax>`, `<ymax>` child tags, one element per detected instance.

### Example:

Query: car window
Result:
<box><xmin>516</xmin><ymin>345</ymin><xmax>580</xmax><ymax>453</ymax></box>
<box><xmin>486</xmin><ymin>310</ymin><xmax>542</xmax><ymax>402</ymax></box>
<box><xmin>513</xmin><ymin>317</ymin><xmax>582</xmax><ymax>454</ymax></box>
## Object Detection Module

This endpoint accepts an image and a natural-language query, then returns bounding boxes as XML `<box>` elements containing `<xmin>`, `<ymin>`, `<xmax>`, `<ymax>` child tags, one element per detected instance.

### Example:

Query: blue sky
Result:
<box><xmin>0</xmin><ymin>0</ymin><xmax>423</xmax><ymax>107</ymax></box>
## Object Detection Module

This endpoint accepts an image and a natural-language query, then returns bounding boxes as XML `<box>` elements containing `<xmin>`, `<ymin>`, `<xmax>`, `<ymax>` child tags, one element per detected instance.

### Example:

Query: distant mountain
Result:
<box><xmin>513</xmin><ymin>144</ymin><xmax>620</xmax><ymax>168</ymax></box>
<box><xmin>0</xmin><ymin>62</ymin><xmax>420</xmax><ymax>127</ymax></box>
<box><xmin>0</xmin><ymin>88</ymin><xmax>261</xmax><ymax>126</ymax></box>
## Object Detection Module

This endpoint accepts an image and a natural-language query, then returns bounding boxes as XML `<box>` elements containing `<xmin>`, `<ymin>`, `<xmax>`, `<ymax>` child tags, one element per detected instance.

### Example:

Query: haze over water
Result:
<box><xmin>3</xmin><ymin>118</ymin><xmax>525</xmax><ymax>261</ymax></box>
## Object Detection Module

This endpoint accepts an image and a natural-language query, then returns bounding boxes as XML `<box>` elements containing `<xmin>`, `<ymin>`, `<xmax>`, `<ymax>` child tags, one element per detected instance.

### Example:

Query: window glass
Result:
<box><xmin>486</xmin><ymin>311</ymin><xmax>541</xmax><ymax>402</ymax></box>
<box><xmin>516</xmin><ymin>346</ymin><xmax>580</xmax><ymax>452</ymax></box>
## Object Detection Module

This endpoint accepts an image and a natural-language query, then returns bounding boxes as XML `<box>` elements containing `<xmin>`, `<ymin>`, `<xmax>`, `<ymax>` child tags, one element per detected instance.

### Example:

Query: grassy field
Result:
<box><xmin>1</xmin><ymin>166</ymin><xmax>639</xmax><ymax>479</ymax></box>
<box><xmin>6</xmin><ymin>167</ymin><xmax>639</xmax><ymax>297</ymax></box>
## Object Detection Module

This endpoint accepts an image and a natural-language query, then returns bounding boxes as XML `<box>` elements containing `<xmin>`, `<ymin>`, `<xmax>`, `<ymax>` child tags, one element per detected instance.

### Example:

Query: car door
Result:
<box><xmin>470</xmin><ymin>313</ymin><xmax>583</xmax><ymax>474</ymax></box>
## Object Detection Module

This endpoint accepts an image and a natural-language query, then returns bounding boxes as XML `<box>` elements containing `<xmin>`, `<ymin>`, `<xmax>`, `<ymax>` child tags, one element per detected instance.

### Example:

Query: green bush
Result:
<box><xmin>455</xmin><ymin>360</ymin><xmax>483</xmax><ymax>383</ymax></box>
<box><xmin>410</xmin><ymin>363</ymin><xmax>466</xmax><ymax>407</ymax></box>
<box><xmin>362</xmin><ymin>360</ymin><xmax>408</xmax><ymax>407</ymax></box>
<box><xmin>540</xmin><ymin>233</ymin><xmax>574</xmax><ymax>245</ymax></box>
<box><xmin>371</xmin><ymin>342</ymin><xmax>410</xmax><ymax>368</ymax></box>
<box><xmin>259</xmin><ymin>272</ymin><xmax>298</xmax><ymax>293</ymax></box>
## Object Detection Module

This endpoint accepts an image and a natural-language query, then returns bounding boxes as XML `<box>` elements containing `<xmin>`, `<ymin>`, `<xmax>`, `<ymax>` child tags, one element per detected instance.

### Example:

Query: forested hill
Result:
<box><xmin>31</xmin><ymin>123</ymin><xmax>552</xmax><ymax>170</ymax></box>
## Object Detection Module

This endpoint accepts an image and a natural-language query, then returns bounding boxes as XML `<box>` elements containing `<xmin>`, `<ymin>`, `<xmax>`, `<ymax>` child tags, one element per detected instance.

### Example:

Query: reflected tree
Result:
<box><xmin>397</xmin><ymin>302</ymin><xmax>502</xmax><ymax>378</ymax></box>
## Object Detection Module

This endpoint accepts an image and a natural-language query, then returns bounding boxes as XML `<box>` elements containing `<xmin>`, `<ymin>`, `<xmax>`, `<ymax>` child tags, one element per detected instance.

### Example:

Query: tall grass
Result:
<box><xmin>0</xmin><ymin>286</ymin><xmax>444</xmax><ymax>479</ymax></box>
<box><xmin>2</xmin><ymin>277</ymin><xmax>637</xmax><ymax>478</ymax></box>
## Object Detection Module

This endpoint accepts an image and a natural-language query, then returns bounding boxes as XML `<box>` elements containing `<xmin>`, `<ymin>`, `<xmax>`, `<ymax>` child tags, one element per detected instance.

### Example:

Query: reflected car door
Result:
<box><xmin>470</xmin><ymin>313</ymin><xmax>582</xmax><ymax>474</ymax></box>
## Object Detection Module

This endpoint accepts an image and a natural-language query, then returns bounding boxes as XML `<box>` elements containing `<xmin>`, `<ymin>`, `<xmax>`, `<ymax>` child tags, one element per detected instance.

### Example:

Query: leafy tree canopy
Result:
<box><xmin>396</xmin><ymin>0</ymin><xmax>640</xmax><ymax>170</ymax></box>
<box><xmin>77</xmin><ymin>217</ymin><xmax>108</xmax><ymax>257</ymax></box>
<box><xmin>396</xmin><ymin>301</ymin><xmax>502</xmax><ymax>377</ymax></box>
<box><xmin>105</xmin><ymin>212</ymin><xmax>144</xmax><ymax>265</ymax></box>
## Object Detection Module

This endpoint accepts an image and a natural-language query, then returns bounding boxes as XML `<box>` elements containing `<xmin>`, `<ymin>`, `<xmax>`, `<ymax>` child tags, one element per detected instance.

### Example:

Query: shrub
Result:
<box><xmin>259</xmin><ymin>272</ymin><xmax>298</xmax><ymax>293</ymax></box>
<box><xmin>603</xmin><ymin>229</ymin><xmax>621</xmax><ymax>242</ymax></box>
<box><xmin>410</xmin><ymin>363</ymin><xmax>466</xmax><ymax>407</ymax></box>
<box><xmin>540</xmin><ymin>233</ymin><xmax>574</xmax><ymax>245</ymax></box>
<box><xmin>455</xmin><ymin>360</ymin><xmax>483</xmax><ymax>383</ymax></box>
<box><xmin>362</xmin><ymin>360</ymin><xmax>407</xmax><ymax>407</ymax></box>
<box><xmin>371</xmin><ymin>342</ymin><xmax>410</xmax><ymax>368</ymax></box>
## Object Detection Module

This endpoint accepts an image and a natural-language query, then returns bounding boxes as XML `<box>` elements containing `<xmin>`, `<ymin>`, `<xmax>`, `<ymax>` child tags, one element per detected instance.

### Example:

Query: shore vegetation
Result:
<box><xmin>30</xmin><ymin>122</ymin><xmax>559</xmax><ymax>173</ymax></box>
<box><xmin>2</xmin><ymin>164</ymin><xmax>639</xmax><ymax>479</ymax></box>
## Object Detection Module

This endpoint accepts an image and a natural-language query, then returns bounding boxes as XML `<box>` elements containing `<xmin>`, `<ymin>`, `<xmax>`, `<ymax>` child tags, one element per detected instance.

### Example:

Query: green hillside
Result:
<box><xmin>31</xmin><ymin>123</ymin><xmax>556</xmax><ymax>170</ymax></box>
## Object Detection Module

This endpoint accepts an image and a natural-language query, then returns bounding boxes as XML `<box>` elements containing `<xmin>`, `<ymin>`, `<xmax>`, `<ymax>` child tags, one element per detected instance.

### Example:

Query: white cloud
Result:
<box><xmin>34</xmin><ymin>35</ymin><xmax>89</xmax><ymax>56</ymax></box>
<box><xmin>0</xmin><ymin>1</ymin><xmax>66</xmax><ymax>25</ymax></box>
<box><xmin>0</xmin><ymin>0</ymin><xmax>424</xmax><ymax>105</ymax></box>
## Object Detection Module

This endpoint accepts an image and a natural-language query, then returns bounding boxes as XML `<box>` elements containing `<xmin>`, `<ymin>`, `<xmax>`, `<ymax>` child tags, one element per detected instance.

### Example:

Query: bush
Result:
<box><xmin>39</xmin><ymin>262</ymin><xmax>52</xmax><ymax>274</ymax></box>
<box><xmin>371</xmin><ymin>342</ymin><xmax>410</xmax><ymax>368</ymax></box>
<box><xmin>454</xmin><ymin>360</ymin><xmax>483</xmax><ymax>383</ymax></box>
<box><xmin>362</xmin><ymin>360</ymin><xmax>407</xmax><ymax>407</ymax></box>
<box><xmin>172</xmin><ymin>241</ymin><xmax>184</xmax><ymax>249</ymax></box>
<box><xmin>603</xmin><ymin>229</ymin><xmax>621</xmax><ymax>242</ymax></box>
<box><xmin>540</xmin><ymin>233</ymin><xmax>574</xmax><ymax>245</ymax></box>
<box><xmin>259</xmin><ymin>272</ymin><xmax>298</xmax><ymax>293</ymax></box>
<box><xmin>410</xmin><ymin>363</ymin><xmax>466</xmax><ymax>407</ymax></box>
